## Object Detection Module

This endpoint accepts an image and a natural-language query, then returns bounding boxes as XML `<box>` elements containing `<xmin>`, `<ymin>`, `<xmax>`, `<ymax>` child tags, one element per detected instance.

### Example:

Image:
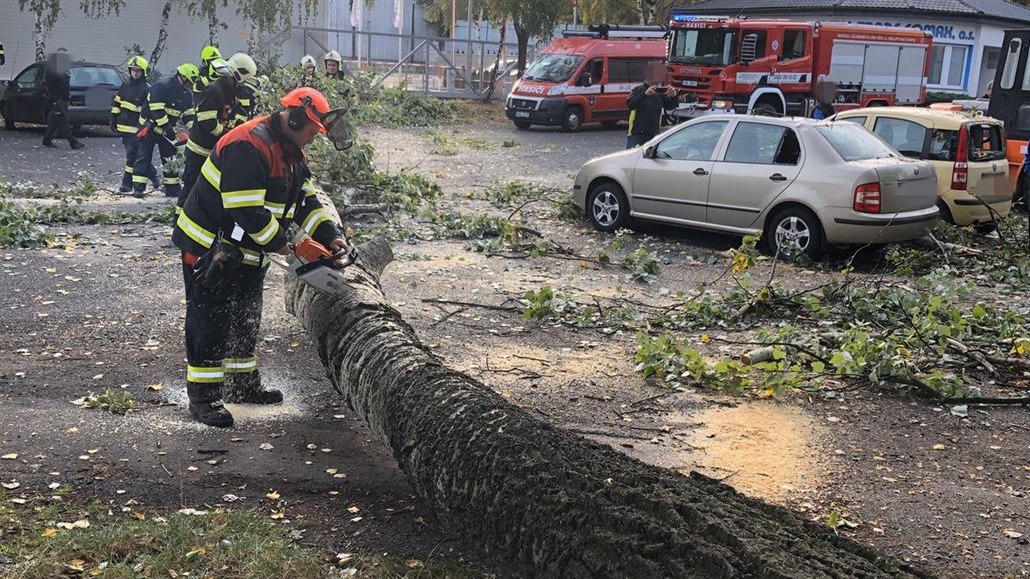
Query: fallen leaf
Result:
<box><xmin>1003</xmin><ymin>529</ymin><xmax>1023</xmax><ymax>539</ymax></box>
<box><xmin>66</xmin><ymin>427</ymin><xmax>78</xmax><ymax>434</ymax></box>
<box><xmin>145</xmin><ymin>384</ymin><xmax>164</xmax><ymax>392</ymax></box>
<box><xmin>270</xmin><ymin>511</ymin><xmax>285</xmax><ymax>520</ymax></box>
<box><xmin>931</xmin><ymin>444</ymin><xmax>947</xmax><ymax>451</ymax></box>
<box><xmin>65</xmin><ymin>559</ymin><xmax>86</xmax><ymax>572</ymax></box>
<box><xmin>2</xmin><ymin>482</ymin><xmax>20</xmax><ymax>490</ymax></box>
<box><xmin>259</xmin><ymin>443</ymin><xmax>274</xmax><ymax>451</ymax></box>
<box><xmin>1</xmin><ymin>453</ymin><xmax>18</xmax><ymax>460</ymax></box>
<box><xmin>42</xmin><ymin>528</ymin><xmax>57</xmax><ymax>538</ymax></box>
<box><xmin>265</xmin><ymin>491</ymin><xmax>280</xmax><ymax>500</ymax></box>
<box><xmin>325</xmin><ymin>468</ymin><xmax>338</xmax><ymax>475</ymax></box>
<box><xmin>337</xmin><ymin>553</ymin><xmax>353</xmax><ymax>564</ymax></box>
<box><xmin>177</xmin><ymin>508</ymin><xmax>208</xmax><ymax>516</ymax></box>
<box><xmin>9</xmin><ymin>498</ymin><xmax>26</xmax><ymax>504</ymax></box>
<box><xmin>347</xmin><ymin>506</ymin><xmax>360</xmax><ymax>514</ymax></box>
<box><xmin>185</xmin><ymin>547</ymin><xmax>206</xmax><ymax>559</ymax></box>
<box><xmin>406</xmin><ymin>559</ymin><xmax>424</xmax><ymax>568</ymax></box>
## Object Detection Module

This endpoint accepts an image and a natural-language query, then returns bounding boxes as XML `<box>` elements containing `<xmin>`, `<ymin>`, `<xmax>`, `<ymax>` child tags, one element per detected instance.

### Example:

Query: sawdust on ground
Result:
<box><xmin>685</xmin><ymin>402</ymin><xmax>826</xmax><ymax>504</ymax></box>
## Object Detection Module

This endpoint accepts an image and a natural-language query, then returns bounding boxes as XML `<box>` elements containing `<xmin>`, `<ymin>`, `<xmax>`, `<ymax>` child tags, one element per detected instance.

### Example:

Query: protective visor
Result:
<box><xmin>313</xmin><ymin>108</ymin><xmax>352</xmax><ymax>151</ymax></box>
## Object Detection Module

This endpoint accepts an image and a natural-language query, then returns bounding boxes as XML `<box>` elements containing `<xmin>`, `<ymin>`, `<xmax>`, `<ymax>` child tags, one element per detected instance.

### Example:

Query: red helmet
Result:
<box><xmin>280</xmin><ymin>87</ymin><xmax>332</xmax><ymax>133</ymax></box>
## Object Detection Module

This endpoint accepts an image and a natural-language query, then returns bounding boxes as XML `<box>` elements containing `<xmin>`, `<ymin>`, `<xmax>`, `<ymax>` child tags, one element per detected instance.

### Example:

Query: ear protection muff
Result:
<box><xmin>288</xmin><ymin>107</ymin><xmax>307</xmax><ymax>131</ymax></box>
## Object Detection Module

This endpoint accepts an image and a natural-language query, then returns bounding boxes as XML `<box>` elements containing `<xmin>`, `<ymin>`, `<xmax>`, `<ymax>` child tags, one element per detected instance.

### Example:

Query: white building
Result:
<box><xmin>678</xmin><ymin>0</ymin><xmax>1030</xmax><ymax>97</ymax></box>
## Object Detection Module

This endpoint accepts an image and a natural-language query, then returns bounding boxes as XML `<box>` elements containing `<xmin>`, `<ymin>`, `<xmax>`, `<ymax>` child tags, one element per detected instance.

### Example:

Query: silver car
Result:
<box><xmin>573</xmin><ymin>116</ymin><xmax>940</xmax><ymax>257</ymax></box>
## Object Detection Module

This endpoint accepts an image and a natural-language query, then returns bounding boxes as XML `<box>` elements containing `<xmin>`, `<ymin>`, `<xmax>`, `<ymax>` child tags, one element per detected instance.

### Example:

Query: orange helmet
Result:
<box><xmin>279</xmin><ymin>87</ymin><xmax>351</xmax><ymax>150</ymax></box>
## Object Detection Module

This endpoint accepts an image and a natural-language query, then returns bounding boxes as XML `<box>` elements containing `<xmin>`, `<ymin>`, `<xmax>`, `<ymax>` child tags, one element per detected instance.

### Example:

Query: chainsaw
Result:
<box><xmin>267</xmin><ymin>237</ymin><xmax>357</xmax><ymax>294</ymax></box>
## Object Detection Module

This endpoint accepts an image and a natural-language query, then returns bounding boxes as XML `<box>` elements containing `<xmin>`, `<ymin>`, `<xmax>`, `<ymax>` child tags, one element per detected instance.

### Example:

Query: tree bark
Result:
<box><xmin>284</xmin><ymin>238</ymin><xmax>934</xmax><ymax>579</ymax></box>
<box><xmin>34</xmin><ymin>12</ymin><xmax>46</xmax><ymax>62</ymax></box>
<box><xmin>481</xmin><ymin>19</ymin><xmax>507</xmax><ymax>102</ymax></box>
<box><xmin>149</xmin><ymin>1</ymin><xmax>173</xmax><ymax>73</ymax></box>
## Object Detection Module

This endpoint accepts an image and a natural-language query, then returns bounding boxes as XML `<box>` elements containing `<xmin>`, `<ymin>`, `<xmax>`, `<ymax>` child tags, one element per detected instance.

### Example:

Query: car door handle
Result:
<box><xmin>693</xmin><ymin>168</ymin><xmax>709</xmax><ymax>176</ymax></box>
<box><xmin>769</xmin><ymin>173</ymin><xmax>788</xmax><ymax>182</ymax></box>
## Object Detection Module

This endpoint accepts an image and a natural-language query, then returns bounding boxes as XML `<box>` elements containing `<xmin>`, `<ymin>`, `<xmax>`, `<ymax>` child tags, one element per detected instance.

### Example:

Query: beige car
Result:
<box><xmin>573</xmin><ymin>116</ymin><xmax>940</xmax><ymax>258</ymax></box>
<box><xmin>834</xmin><ymin>107</ymin><xmax>1011</xmax><ymax>232</ymax></box>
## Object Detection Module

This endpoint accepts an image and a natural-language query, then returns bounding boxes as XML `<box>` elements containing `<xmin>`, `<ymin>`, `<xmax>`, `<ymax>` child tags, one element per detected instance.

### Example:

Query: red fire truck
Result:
<box><xmin>666</xmin><ymin>14</ymin><xmax>933</xmax><ymax>119</ymax></box>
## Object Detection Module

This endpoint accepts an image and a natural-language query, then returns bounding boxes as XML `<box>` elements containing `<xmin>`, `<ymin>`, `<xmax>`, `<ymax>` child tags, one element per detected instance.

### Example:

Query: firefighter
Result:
<box><xmin>111</xmin><ymin>55</ymin><xmax>156</xmax><ymax>193</ymax></box>
<box><xmin>180</xmin><ymin>52</ymin><xmax>257</xmax><ymax>204</ymax></box>
<box><xmin>299</xmin><ymin>54</ymin><xmax>317</xmax><ymax>86</ymax></box>
<box><xmin>132</xmin><ymin>63</ymin><xmax>199</xmax><ymax>198</ymax></box>
<box><xmin>231</xmin><ymin>74</ymin><xmax>266</xmax><ymax>128</ymax></box>
<box><xmin>42</xmin><ymin>49</ymin><xmax>84</xmax><ymax>149</ymax></box>
<box><xmin>323</xmin><ymin>50</ymin><xmax>349</xmax><ymax>80</ymax></box>
<box><xmin>193</xmin><ymin>45</ymin><xmax>222</xmax><ymax>99</ymax></box>
<box><xmin>171</xmin><ymin>86</ymin><xmax>351</xmax><ymax>427</ymax></box>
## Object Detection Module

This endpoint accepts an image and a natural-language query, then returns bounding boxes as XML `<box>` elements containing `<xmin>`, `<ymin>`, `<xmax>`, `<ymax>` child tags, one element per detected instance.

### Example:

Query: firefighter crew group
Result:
<box><xmin>109</xmin><ymin>46</ymin><xmax>347</xmax><ymax>200</ymax></box>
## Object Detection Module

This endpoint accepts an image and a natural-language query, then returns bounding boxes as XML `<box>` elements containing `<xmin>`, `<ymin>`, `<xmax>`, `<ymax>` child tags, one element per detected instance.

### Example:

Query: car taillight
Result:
<box><xmin>854</xmin><ymin>182</ymin><xmax>881</xmax><ymax>213</ymax></box>
<box><xmin>952</xmin><ymin>124</ymin><xmax>969</xmax><ymax>191</ymax></box>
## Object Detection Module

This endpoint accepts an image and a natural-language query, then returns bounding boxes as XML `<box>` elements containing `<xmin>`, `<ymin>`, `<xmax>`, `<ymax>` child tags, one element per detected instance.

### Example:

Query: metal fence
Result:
<box><xmin>280</xmin><ymin>27</ymin><xmax>535</xmax><ymax>99</ymax></box>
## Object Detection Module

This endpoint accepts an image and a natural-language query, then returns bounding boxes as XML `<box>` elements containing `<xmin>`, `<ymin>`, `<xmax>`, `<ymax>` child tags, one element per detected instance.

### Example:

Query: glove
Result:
<box><xmin>192</xmin><ymin>241</ymin><xmax>243</xmax><ymax>290</ymax></box>
<box><xmin>164</xmin><ymin>127</ymin><xmax>176</xmax><ymax>141</ymax></box>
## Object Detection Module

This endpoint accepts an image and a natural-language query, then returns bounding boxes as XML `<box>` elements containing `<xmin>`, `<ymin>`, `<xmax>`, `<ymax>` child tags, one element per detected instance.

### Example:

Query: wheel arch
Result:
<box><xmin>748</xmin><ymin>88</ymin><xmax>786</xmax><ymax>115</ymax></box>
<box><xmin>762</xmin><ymin>200</ymin><xmax>823</xmax><ymax>240</ymax></box>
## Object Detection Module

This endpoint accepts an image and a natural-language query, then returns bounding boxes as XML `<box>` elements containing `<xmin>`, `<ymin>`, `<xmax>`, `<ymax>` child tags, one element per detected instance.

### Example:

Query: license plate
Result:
<box><xmin>681</xmin><ymin>80</ymin><xmax>698</xmax><ymax>87</ymax></box>
<box><xmin>515</xmin><ymin>111</ymin><xmax>529</xmax><ymax>118</ymax></box>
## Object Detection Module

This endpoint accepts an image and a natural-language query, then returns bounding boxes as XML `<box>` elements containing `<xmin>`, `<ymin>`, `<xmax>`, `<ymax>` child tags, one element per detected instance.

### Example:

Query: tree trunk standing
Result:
<box><xmin>33</xmin><ymin>12</ymin><xmax>46</xmax><ymax>62</ymax></box>
<box><xmin>481</xmin><ymin>19</ymin><xmax>507</xmax><ymax>102</ymax></box>
<box><xmin>149</xmin><ymin>1</ymin><xmax>173</xmax><ymax>73</ymax></box>
<box><xmin>284</xmin><ymin>238</ymin><xmax>935</xmax><ymax>579</ymax></box>
<box><xmin>515</xmin><ymin>23</ymin><xmax>529</xmax><ymax>75</ymax></box>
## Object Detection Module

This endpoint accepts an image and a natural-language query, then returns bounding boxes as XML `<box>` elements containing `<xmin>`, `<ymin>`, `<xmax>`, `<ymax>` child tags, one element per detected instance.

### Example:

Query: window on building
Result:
<box><xmin>927</xmin><ymin>44</ymin><xmax>968</xmax><ymax>90</ymax></box>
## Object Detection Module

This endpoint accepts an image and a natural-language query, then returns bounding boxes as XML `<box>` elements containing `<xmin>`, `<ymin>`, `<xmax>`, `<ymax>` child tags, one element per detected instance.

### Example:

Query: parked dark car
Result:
<box><xmin>1</xmin><ymin>61</ymin><xmax>125</xmax><ymax>130</ymax></box>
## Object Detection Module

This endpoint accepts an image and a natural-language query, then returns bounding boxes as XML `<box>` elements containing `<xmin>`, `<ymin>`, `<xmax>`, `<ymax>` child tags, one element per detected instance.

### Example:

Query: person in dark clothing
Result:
<box><xmin>626</xmin><ymin>63</ymin><xmax>678</xmax><ymax>149</ymax></box>
<box><xmin>811</xmin><ymin>76</ymin><xmax>838</xmax><ymax>120</ymax></box>
<box><xmin>42</xmin><ymin>49</ymin><xmax>84</xmax><ymax>149</ymax></box>
<box><xmin>111</xmin><ymin>55</ymin><xmax>155</xmax><ymax>192</ymax></box>
<box><xmin>180</xmin><ymin>52</ymin><xmax>256</xmax><ymax>205</ymax></box>
<box><xmin>172</xmin><ymin>86</ymin><xmax>350</xmax><ymax>427</ymax></box>
<box><xmin>132</xmin><ymin>63</ymin><xmax>198</xmax><ymax>198</ymax></box>
<box><xmin>0</xmin><ymin>40</ymin><xmax>6</xmax><ymax>66</ymax></box>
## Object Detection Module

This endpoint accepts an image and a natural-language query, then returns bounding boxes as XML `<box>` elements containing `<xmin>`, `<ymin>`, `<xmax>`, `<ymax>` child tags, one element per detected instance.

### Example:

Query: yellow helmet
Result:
<box><xmin>324</xmin><ymin>50</ymin><xmax>342</xmax><ymax>64</ymax></box>
<box><xmin>201</xmin><ymin>45</ymin><xmax>222</xmax><ymax>63</ymax></box>
<box><xmin>127</xmin><ymin>55</ymin><xmax>149</xmax><ymax>73</ymax></box>
<box><xmin>176</xmin><ymin>62</ymin><xmax>200</xmax><ymax>83</ymax></box>
<box><xmin>301</xmin><ymin>54</ymin><xmax>317</xmax><ymax>69</ymax></box>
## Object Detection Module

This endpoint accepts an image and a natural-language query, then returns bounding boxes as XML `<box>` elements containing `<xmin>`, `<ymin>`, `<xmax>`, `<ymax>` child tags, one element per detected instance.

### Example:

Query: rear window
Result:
<box><xmin>968</xmin><ymin>123</ymin><xmax>1006</xmax><ymax>162</ymax></box>
<box><xmin>815</xmin><ymin>123</ymin><xmax>897</xmax><ymax>161</ymax></box>
<box><xmin>70</xmin><ymin>66</ymin><xmax>123</xmax><ymax>87</ymax></box>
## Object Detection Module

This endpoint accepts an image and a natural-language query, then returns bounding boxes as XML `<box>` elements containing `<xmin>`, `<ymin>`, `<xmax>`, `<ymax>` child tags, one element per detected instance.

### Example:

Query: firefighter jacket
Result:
<box><xmin>192</xmin><ymin>64</ymin><xmax>220</xmax><ymax>99</ymax></box>
<box><xmin>110</xmin><ymin>76</ymin><xmax>150</xmax><ymax>135</ymax></box>
<box><xmin>231</xmin><ymin>81</ymin><xmax>259</xmax><ymax>127</ymax></box>
<box><xmin>173</xmin><ymin>113</ymin><xmax>342</xmax><ymax>267</ymax></box>
<box><xmin>146</xmin><ymin>76</ymin><xmax>195</xmax><ymax>135</ymax></box>
<box><xmin>186</xmin><ymin>76</ymin><xmax>237</xmax><ymax>158</ymax></box>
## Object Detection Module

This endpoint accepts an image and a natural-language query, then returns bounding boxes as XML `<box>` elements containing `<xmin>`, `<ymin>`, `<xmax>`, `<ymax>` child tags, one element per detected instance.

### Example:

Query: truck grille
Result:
<box><xmin>509</xmin><ymin>98</ymin><xmax>538</xmax><ymax>111</ymax></box>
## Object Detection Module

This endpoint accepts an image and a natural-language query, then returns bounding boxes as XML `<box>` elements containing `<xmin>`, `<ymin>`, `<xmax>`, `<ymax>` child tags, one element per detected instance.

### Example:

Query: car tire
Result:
<box><xmin>587</xmin><ymin>182</ymin><xmax>629</xmax><ymax>233</ymax></box>
<box><xmin>936</xmin><ymin>201</ymin><xmax>956</xmax><ymax>225</ymax></box>
<box><xmin>2</xmin><ymin>105</ymin><xmax>14</xmax><ymax>130</ymax></box>
<box><xmin>561</xmin><ymin>106</ymin><xmax>583</xmax><ymax>132</ymax></box>
<box><xmin>766</xmin><ymin>206</ymin><xmax>823</xmax><ymax>259</ymax></box>
<box><xmin>974</xmin><ymin>222</ymin><xmax>998</xmax><ymax>235</ymax></box>
<box><xmin>514</xmin><ymin>120</ymin><xmax>531</xmax><ymax>130</ymax></box>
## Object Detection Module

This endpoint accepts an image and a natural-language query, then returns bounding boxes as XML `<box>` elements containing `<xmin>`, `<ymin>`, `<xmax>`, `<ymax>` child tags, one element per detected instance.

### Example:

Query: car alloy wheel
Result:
<box><xmin>587</xmin><ymin>183</ymin><xmax>628</xmax><ymax>232</ymax></box>
<box><xmin>768</xmin><ymin>206</ymin><xmax>823</xmax><ymax>259</ymax></box>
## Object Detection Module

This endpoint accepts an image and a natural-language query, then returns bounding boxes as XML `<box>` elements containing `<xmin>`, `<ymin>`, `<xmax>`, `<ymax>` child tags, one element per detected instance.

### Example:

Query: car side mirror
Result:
<box><xmin>644</xmin><ymin>145</ymin><xmax>657</xmax><ymax>158</ymax></box>
<box><xmin>577</xmin><ymin>73</ymin><xmax>592</xmax><ymax>87</ymax></box>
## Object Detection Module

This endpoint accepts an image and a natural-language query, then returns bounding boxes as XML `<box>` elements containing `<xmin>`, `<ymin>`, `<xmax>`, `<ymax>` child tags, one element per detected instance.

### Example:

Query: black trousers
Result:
<box><xmin>133</xmin><ymin>131</ymin><xmax>179</xmax><ymax>195</ymax></box>
<box><xmin>42</xmin><ymin>100</ymin><xmax>79</xmax><ymax>145</ymax></box>
<box><xmin>180</xmin><ymin>149</ymin><xmax>205</xmax><ymax>205</ymax></box>
<box><xmin>181</xmin><ymin>257</ymin><xmax>266</xmax><ymax>403</ymax></box>
<box><xmin>120</xmin><ymin>135</ymin><xmax>149</xmax><ymax>188</ymax></box>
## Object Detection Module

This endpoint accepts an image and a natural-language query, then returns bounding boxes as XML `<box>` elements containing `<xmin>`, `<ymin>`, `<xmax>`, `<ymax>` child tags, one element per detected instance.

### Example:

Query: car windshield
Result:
<box><xmin>523</xmin><ymin>54</ymin><xmax>584</xmax><ymax>83</ymax></box>
<box><xmin>668</xmin><ymin>28</ymin><xmax>737</xmax><ymax>65</ymax></box>
<box><xmin>816</xmin><ymin>123</ymin><xmax>897</xmax><ymax>161</ymax></box>
<box><xmin>70</xmin><ymin>66</ymin><xmax>123</xmax><ymax>87</ymax></box>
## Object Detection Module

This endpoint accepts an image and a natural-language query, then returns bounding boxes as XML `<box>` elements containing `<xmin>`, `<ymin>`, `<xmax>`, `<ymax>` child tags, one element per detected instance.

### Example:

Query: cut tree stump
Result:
<box><xmin>284</xmin><ymin>238</ymin><xmax>933</xmax><ymax>578</ymax></box>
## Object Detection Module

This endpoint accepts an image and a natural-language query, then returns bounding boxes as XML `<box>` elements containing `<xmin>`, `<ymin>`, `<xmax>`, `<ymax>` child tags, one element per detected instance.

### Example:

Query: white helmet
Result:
<box><xmin>226</xmin><ymin>52</ymin><xmax>257</xmax><ymax>83</ymax></box>
<box><xmin>324</xmin><ymin>50</ymin><xmax>342</xmax><ymax>64</ymax></box>
<box><xmin>301</xmin><ymin>54</ymin><xmax>317</xmax><ymax>69</ymax></box>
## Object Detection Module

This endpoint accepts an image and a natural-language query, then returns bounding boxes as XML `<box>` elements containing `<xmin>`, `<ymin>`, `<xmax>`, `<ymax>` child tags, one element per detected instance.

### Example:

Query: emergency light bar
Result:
<box><xmin>669</xmin><ymin>14</ymin><xmax>744</xmax><ymax>22</ymax></box>
<box><xmin>563</xmin><ymin>23</ymin><xmax>668</xmax><ymax>40</ymax></box>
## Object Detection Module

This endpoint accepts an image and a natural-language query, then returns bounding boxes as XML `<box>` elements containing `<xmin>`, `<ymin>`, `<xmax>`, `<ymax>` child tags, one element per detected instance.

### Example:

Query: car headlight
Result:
<box><xmin>547</xmin><ymin>83</ymin><xmax>568</xmax><ymax>96</ymax></box>
<box><xmin>711</xmin><ymin>99</ymin><xmax>733</xmax><ymax>110</ymax></box>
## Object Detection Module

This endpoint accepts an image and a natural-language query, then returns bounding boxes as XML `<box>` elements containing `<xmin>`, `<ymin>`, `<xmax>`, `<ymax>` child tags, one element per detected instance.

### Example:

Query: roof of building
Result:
<box><xmin>674</xmin><ymin>0</ymin><xmax>1030</xmax><ymax>25</ymax></box>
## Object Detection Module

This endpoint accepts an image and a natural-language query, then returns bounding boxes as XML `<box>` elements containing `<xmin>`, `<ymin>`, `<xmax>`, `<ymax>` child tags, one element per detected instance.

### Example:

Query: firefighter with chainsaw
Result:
<box><xmin>111</xmin><ymin>55</ymin><xmax>157</xmax><ymax>193</ymax></box>
<box><xmin>172</xmin><ymin>86</ymin><xmax>352</xmax><ymax>427</ymax></box>
<box><xmin>132</xmin><ymin>63</ymin><xmax>199</xmax><ymax>198</ymax></box>
<box><xmin>193</xmin><ymin>45</ymin><xmax>222</xmax><ymax>99</ymax></box>
<box><xmin>180</xmin><ymin>52</ymin><xmax>256</xmax><ymax>203</ymax></box>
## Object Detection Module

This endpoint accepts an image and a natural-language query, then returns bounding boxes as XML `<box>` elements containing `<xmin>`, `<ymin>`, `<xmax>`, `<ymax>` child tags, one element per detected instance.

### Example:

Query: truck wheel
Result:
<box><xmin>753</xmin><ymin>103</ymin><xmax>778</xmax><ymax>117</ymax></box>
<box><xmin>587</xmin><ymin>181</ymin><xmax>629</xmax><ymax>232</ymax></box>
<box><xmin>562</xmin><ymin>106</ymin><xmax>583</xmax><ymax>132</ymax></box>
<box><xmin>766</xmin><ymin>206</ymin><xmax>823</xmax><ymax>259</ymax></box>
<box><xmin>514</xmin><ymin>120</ymin><xmax>531</xmax><ymax>130</ymax></box>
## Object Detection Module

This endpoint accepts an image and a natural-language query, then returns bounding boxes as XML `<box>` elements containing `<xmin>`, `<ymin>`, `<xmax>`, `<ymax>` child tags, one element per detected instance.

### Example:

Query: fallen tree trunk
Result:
<box><xmin>284</xmin><ymin>238</ymin><xmax>933</xmax><ymax>578</ymax></box>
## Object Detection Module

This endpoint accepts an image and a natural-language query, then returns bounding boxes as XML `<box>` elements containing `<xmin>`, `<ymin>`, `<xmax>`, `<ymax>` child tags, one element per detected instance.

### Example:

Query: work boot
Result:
<box><xmin>70</xmin><ymin>141</ymin><xmax>85</xmax><ymax>150</ymax></box>
<box><xmin>42</xmin><ymin>140</ymin><xmax>57</xmax><ymax>148</ymax></box>
<box><xmin>132</xmin><ymin>186</ymin><xmax>147</xmax><ymax>199</ymax></box>
<box><xmin>189</xmin><ymin>400</ymin><xmax>234</xmax><ymax>428</ymax></box>
<box><xmin>222</xmin><ymin>372</ymin><xmax>283</xmax><ymax>405</ymax></box>
<box><xmin>119</xmin><ymin>173</ymin><xmax>133</xmax><ymax>193</ymax></box>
